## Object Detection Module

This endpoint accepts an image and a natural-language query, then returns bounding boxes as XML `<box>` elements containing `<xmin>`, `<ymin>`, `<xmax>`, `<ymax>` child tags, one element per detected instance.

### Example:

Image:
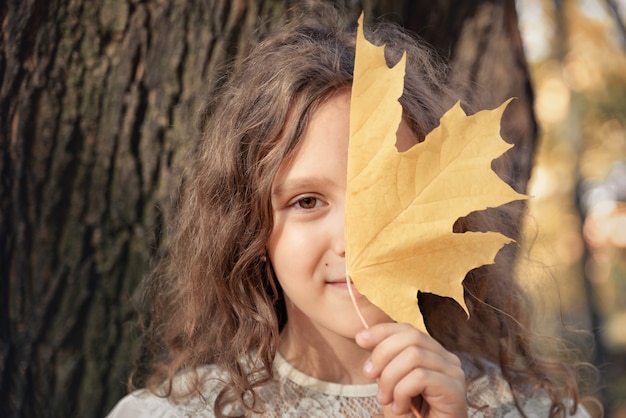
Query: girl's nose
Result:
<box><xmin>333</xmin><ymin>202</ymin><xmax>346</xmax><ymax>257</ymax></box>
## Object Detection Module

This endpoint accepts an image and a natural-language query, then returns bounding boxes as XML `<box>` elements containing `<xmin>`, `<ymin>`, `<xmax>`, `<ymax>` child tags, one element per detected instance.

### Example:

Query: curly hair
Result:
<box><xmin>131</xmin><ymin>2</ymin><xmax>582</xmax><ymax>417</ymax></box>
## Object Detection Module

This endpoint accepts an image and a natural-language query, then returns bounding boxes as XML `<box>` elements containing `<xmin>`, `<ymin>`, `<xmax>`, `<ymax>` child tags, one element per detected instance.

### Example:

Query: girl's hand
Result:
<box><xmin>355</xmin><ymin>323</ymin><xmax>467</xmax><ymax>418</ymax></box>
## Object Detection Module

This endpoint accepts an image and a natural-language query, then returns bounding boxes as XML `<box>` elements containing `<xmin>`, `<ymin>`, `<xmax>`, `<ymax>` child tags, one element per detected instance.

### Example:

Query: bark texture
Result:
<box><xmin>0</xmin><ymin>0</ymin><xmax>535</xmax><ymax>416</ymax></box>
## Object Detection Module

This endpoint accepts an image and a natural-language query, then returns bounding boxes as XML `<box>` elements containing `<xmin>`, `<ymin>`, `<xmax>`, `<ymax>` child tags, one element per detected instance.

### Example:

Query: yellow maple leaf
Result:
<box><xmin>346</xmin><ymin>15</ymin><xmax>527</xmax><ymax>332</ymax></box>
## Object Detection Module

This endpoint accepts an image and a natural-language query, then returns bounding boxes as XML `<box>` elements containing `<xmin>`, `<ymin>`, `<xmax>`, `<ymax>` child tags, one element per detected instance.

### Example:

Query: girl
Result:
<box><xmin>108</xmin><ymin>2</ymin><xmax>590</xmax><ymax>417</ymax></box>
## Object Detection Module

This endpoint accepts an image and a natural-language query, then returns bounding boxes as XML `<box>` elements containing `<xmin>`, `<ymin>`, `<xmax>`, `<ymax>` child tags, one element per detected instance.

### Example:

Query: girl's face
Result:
<box><xmin>267</xmin><ymin>91</ymin><xmax>395</xmax><ymax>347</ymax></box>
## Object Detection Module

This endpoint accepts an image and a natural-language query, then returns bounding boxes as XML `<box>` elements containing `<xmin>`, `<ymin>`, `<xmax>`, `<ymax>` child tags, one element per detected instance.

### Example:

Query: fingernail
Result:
<box><xmin>364</xmin><ymin>359</ymin><xmax>374</xmax><ymax>374</ymax></box>
<box><xmin>358</xmin><ymin>329</ymin><xmax>371</xmax><ymax>340</ymax></box>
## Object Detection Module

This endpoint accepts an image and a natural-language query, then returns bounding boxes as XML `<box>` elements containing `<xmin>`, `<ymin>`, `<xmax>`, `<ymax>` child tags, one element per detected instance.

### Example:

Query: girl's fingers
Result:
<box><xmin>388</xmin><ymin>368</ymin><xmax>466</xmax><ymax>416</ymax></box>
<box><xmin>355</xmin><ymin>322</ymin><xmax>467</xmax><ymax>417</ymax></box>
<box><xmin>357</xmin><ymin>323</ymin><xmax>461</xmax><ymax>379</ymax></box>
<box><xmin>374</xmin><ymin>344</ymin><xmax>463</xmax><ymax>405</ymax></box>
<box><xmin>357</xmin><ymin>322</ymin><xmax>454</xmax><ymax>359</ymax></box>
<box><xmin>357</xmin><ymin>323</ymin><xmax>438</xmax><ymax>351</ymax></box>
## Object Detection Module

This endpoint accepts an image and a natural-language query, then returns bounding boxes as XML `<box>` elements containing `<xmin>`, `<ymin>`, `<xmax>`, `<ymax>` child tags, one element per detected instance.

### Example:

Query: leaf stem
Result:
<box><xmin>346</xmin><ymin>276</ymin><xmax>423</xmax><ymax>418</ymax></box>
<box><xmin>347</xmin><ymin>276</ymin><xmax>369</xmax><ymax>329</ymax></box>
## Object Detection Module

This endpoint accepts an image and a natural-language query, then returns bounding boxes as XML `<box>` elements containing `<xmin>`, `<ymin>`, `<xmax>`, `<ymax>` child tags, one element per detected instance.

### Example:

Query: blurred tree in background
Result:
<box><xmin>516</xmin><ymin>0</ymin><xmax>626</xmax><ymax>416</ymax></box>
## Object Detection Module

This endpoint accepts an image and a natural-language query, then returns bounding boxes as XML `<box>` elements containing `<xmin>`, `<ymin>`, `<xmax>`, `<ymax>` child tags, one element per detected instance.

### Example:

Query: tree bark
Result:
<box><xmin>0</xmin><ymin>1</ymin><xmax>535</xmax><ymax>417</ymax></box>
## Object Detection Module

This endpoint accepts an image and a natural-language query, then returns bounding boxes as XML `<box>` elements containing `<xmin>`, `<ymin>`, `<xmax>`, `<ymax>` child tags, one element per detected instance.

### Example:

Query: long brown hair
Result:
<box><xmin>132</xmin><ymin>2</ymin><xmax>581</xmax><ymax>417</ymax></box>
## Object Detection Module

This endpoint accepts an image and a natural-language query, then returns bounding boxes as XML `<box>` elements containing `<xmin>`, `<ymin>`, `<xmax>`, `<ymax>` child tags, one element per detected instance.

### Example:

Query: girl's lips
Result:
<box><xmin>327</xmin><ymin>281</ymin><xmax>347</xmax><ymax>286</ymax></box>
<box><xmin>326</xmin><ymin>279</ymin><xmax>354</xmax><ymax>288</ymax></box>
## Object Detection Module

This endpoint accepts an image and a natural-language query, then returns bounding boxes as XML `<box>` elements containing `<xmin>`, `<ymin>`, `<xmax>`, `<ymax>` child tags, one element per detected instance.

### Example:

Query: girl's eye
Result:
<box><xmin>294</xmin><ymin>196</ymin><xmax>322</xmax><ymax>209</ymax></box>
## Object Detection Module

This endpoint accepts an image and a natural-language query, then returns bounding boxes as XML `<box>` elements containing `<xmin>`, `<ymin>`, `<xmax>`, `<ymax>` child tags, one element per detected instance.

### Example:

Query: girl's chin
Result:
<box><xmin>359</xmin><ymin>304</ymin><xmax>394</xmax><ymax>326</ymax></box>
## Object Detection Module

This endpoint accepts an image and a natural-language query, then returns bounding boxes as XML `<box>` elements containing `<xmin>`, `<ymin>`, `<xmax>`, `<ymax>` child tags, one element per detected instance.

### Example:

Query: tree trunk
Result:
<box><xmin>0</xmin><ymin>1</ymin><xmax>535</xmax><ymax>417</ymax></box>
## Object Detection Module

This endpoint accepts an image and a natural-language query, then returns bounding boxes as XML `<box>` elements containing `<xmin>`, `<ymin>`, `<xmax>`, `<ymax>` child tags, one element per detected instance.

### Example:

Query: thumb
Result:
<box><xmin>381</xmin><ymin>404</ymin><xmax>414</xmax><ymax>418</ymax></box>
<box><xmin>381</xmin><ymin>396</ymin><xmax>425</xmax><ymax>418</ymax></box>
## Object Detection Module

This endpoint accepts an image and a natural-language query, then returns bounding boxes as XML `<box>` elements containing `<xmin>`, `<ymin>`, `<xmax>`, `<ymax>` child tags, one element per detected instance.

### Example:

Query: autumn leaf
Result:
<box><xmin>346</xmin><ymin>15</ymin><xmax>527</xmax><ymax>332</ymax></box>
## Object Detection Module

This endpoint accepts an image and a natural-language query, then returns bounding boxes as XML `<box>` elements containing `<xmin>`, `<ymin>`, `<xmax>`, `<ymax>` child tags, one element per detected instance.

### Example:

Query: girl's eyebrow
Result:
<box><xmin>272</xmin><ymin>176</ymin><xmax>338</xmax><ymax>197</ymax></box>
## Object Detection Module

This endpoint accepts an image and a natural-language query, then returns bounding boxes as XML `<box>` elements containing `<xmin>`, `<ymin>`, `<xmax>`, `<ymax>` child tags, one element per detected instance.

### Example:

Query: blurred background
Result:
<box><xmin>516</xmin><ymin>0</ymin><xmax>626</xmax><ymax>416</ymax></box>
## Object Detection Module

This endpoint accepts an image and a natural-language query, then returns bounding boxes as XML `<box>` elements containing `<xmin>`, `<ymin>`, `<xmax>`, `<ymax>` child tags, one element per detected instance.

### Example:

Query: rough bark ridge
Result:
<box><xmin>0</xmin><ymin>1</ymin><xmax>535</xmax><ymax>417</ymax></box>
